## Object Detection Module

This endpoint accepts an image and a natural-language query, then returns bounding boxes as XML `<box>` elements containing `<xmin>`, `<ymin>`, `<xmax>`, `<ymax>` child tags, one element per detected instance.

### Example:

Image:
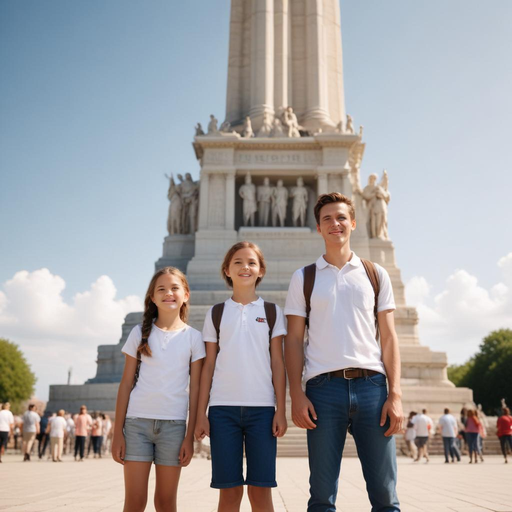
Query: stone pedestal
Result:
<box><xmin>155</xmin><ymin>234</ymin><xmax>195</xmax><ymax>273</ymax></box>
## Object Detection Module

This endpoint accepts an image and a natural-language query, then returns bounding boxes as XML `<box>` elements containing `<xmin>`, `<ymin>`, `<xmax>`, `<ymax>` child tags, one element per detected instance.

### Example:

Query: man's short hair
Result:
<box><xmin>444</xmin><ymin>408</ymin><xmax>450</xmax><ymax>414</ymax></box>
<box><xmin>422</xmin><ymin>408</ymin><xmax>427</xmax><ymax>414</ymax></box>
<box><xmin>28</xmin><ymin>404</ymin><xmax>35</xmax><ymax>410</ymax></box>
<box><xmin>314</xmin><ymin>192</ymin><xmax>355</xmax><ymax>224</ymax></box>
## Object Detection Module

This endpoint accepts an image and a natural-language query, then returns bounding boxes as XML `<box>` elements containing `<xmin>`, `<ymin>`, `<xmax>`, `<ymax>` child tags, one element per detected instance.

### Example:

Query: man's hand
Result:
<box><xmin>380</xmin><ymin>394</ymin><xmax>403</xmax><ymax>437</ymax></box>
<box><xmin>194</xmin><ymin>414</ymin><xmax>210</xmax><ymax>441</ymax></box>
<box><xmin>291</xmin><ymin>391</ymin><xmax>317</xmax><ymax>429</ymax></box>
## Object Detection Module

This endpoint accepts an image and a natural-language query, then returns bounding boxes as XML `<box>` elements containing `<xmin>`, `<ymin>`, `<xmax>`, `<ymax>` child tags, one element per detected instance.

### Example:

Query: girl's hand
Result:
<box><xmin>179</xmin><ymin>437</ymin><xmax>194</xmax><ymax>467</ymax></box>
<box><xmin>272</xmin><ymin>410</ymin><xmax>288</xmax><ymax>437</ymax></box>
<box><xmin>111</xmin><ymin>433</ymin><xmax>125</xmax><ymax>465</ymax></box>
<box><xmin>194</xmin><ymin>415</ymin><xmax>210</xmax><ymax>440</ymax></box>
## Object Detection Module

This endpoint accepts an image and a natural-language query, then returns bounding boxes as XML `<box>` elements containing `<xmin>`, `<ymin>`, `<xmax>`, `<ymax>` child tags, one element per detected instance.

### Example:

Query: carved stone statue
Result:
<box><xmin>166</xmin><ymin>174</ymin><xmax>182</xmax><ymax>235</ymax></box>
<box><xmin>271</xmin><ymin>179</ymin><xmax>288</xmax><ymax>227</ymax></box>
<box><xmin>345</xmin><ymin>114</ymin><xmax>354</xmax><ymax>134</ymax></box>
<box><xmin>362</xmin><ymin>171</ymin><xmax>390</xmax><ymax>240</ymax></box>
<box><xmin>336</xmin><ymin>120</ymin><xmax>344</xmax><ymax>133</ymax></box>
<box><xmin>257</xmin><ymin>112</ymin><xmax>272</xmax><ymax>138</ymax></box>
<box><xmin>271</xmin><ymin>118</ymin><xmax>284</xmax><ymax>137</ymax></box>
<box><xmin>290</xmin><ymin>177</ymin><xmax>308</xmax><ymax>227</ymax></box>
<box><xmin>257</xmin><ymin>177</ymin><xmax>273</xmax><ymax>226</ymax></box>
<box><xmin>239</xmin><ymin>172</ymin><xmax>257</xmax><ymax>226</ymax></box>
<box><xmin>195</xmin><ymin>123</ymin><xmax>205</xmax><ymax>136</ymax></box>
<box><xmin>282</xmin><ymin>106</ymin><xmax>301</xmax><ymax>138</ymax></box>
<box><xmin>179</xmin><ymin>173</ymin><xmax>200</xmax><ymax>234</ymax></box>
<box><xmin>207</xmin><ymin>114</ymin><xmax>219</xmax><ymax>135</ymax></box>
<box><xmin>220</xmin><ymin>120</ymin><xmax>231</xmax><ymax>133</ymax></box>
<box><xmin>242</xmin><ymin>116</ymin><xmax>254</xmax><ymax>138</ymax></box>
<box><xmin>359</xmin><ymin>125</ymin><xmax>364</xmax><ymax>138</ymax></box>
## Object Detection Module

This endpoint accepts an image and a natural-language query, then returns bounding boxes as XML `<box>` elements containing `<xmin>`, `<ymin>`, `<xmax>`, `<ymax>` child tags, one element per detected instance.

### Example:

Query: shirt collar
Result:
<box><xmin>316</xmin><ymin>252</ymin><xmax>361</xmax><ymax>270</ymax></box>
<box><xmin>226</xmin><ymin>297</ymin><xmax>263</xmax><ymax>308</ymax></box>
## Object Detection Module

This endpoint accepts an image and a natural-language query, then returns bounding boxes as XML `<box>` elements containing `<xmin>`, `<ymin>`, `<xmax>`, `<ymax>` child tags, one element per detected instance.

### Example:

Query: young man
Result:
<box><xmin>21</xmin><ymin>404</ymin><xmax>40</xmax><ymax>461</ymax></box>
<box><xmin>285</xmin><ymin>192</ymin><xmax>402</xmax><ymax>511</ymax></box>
<box><xmin>412</xmin><ymin>409</ymin><xmax>433</xmax><ymax>463</ymax></box>
<box><xmin>437</xmin><ymin>408</ymin><xmax>461</xmax><ymax>463</ymax></box>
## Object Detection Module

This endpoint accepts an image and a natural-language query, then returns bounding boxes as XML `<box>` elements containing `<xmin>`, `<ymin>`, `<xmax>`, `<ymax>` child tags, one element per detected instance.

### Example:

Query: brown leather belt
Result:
<box><xmin>328</xmin><ymin>368</ymin><xmax>382</xmax><ymax>380</ymax></box>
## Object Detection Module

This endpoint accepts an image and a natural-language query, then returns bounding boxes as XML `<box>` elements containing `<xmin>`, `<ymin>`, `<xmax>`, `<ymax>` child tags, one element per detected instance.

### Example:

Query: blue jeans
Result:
<box><xmin>442</xmin><ymin>437</ymin><xmax>461</xmax><ymax>462</ymax></box>
<box><xmin>306</xmin><ymin>372</ymin><xmax>400</xmax><ymax>512</ymax></box>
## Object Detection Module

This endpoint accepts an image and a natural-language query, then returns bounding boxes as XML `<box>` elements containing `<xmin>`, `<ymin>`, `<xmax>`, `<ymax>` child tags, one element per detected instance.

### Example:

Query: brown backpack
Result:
<box><xmin>303</xmin><ymin>259</ymin><xmax>380</xmax><ymax>340</ymax></box>
<box><xmin>211</xmin><ymin>301</ymin><xmax>278</xmax><ymax>349</ymax></box>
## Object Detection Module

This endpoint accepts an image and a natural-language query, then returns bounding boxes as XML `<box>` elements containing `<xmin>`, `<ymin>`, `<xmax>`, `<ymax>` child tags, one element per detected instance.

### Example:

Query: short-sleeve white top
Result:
<box><xmin>122</xmin><ymin>323</ymin><xmax>206</xmax><ymax>420</ymax></box>
<box><xmin>438</xmin><ymin>414</ymin><xmax>458</xmax><ymax>437</ymax></box>
<box><xmin>22</xmin><ymin>411</ymin><xmax>40</xmax><ymax>432</ymax></box>
<box><xmin>411</xmin><ymin>414</ymin><xmax>434</xmax><ymax>436</ymax></box>
<box><xmin>284</xmin><ymin>253</ymin><xmax>395</xmax><ymax>384</ymax></box>
<box><xmin>202</xmin><ymin>297</ymin><xmax>287</xmax><ymax>407</ymax></box>
<box><xmin>49</xmin><ymin>416</ymin><xmax>67</xmax><ymax>438</ymax></box>
<box><xmin>0</xmin><ymin>410</ymin><xmax>14</xmax><ymax>432</ymax></box>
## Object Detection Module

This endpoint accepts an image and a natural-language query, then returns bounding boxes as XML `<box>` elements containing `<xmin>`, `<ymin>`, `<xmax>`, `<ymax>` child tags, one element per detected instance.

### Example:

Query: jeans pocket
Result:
<box><xmin>367</xmin><ymin>373</ymin><xmax>387</xmax><ymax>387</ymax></box>
<box><xmin>306</xmin><ymin>374</ymin><xmax>327</xmax><ymax>388</ymax></box>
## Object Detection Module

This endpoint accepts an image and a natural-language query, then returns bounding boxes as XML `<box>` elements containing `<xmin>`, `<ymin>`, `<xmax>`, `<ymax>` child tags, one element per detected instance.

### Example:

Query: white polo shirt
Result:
<box><xmin>412</xmin><ymin>414</ymin><xmax>434</xmax><ymax>437</ymax></box>
<box><xmin>284</xmin><ymin>253</ymin><xmax>395</xmax><ymax>384</ymax></box>
<box><xmin>203</xmin><ymin>297</ymin><xmax>287</xmax><ymax>407</ymax></box>
<box><xmin>438</xmin><ymin>414</ymin><xmax>458</xmax><ymax>437</ymax></box>
<box><xmin>122</xmin><ymin>323</ymin><xmax>206</xmax><ymax>420</ymax></box>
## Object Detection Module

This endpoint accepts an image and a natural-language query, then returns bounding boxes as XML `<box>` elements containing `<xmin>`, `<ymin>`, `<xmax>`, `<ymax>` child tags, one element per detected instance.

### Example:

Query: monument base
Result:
<box><xmin>155</xmin><ymin>234</ymin><xmax>195</xmax><ymax>273</ymax></box>
<box><xmin>47</xmin><ymin>383</ymin><xmax>119</xmax><ymax>415</ymax></box>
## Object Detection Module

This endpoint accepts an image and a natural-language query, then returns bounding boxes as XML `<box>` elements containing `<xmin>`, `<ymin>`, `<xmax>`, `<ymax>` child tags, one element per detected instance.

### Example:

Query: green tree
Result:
<box><xmin>0</xmin><ymin>338</ymin><xmax>36</xmax><ymax>410</ymax></box>
<box><xmin>449</xmin><ymin>329</ymin><xmax>512</xmax><ymax>414</ymax></box>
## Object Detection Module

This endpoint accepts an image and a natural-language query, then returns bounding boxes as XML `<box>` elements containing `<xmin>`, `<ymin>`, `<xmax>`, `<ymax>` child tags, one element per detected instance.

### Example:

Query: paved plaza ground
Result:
<box><xmin>1</xmin><ymin>454</ymin><xmax>510</xmax><ymax>511</ymax></box>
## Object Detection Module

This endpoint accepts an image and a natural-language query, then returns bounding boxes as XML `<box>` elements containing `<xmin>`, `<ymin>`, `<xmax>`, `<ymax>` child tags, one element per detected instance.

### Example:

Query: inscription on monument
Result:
<box><xmin>236</xmin><ymin>151</ymin><xmax>322</xmax><ymax>165</ymax></box>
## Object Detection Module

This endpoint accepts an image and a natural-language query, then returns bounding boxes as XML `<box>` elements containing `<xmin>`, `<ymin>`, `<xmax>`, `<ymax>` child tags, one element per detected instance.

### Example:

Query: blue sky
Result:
<box><xmin>1</xmin><ymin>1</ymin><xmax>512</xmax><ymax>399</ymax></box>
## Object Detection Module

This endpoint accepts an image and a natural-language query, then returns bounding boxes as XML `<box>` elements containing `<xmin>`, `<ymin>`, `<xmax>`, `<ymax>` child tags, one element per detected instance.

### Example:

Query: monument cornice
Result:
<box><xmin>193</xmin><ymin>134</ymin><xmax>360</xmax><ymax>159</ymax></box>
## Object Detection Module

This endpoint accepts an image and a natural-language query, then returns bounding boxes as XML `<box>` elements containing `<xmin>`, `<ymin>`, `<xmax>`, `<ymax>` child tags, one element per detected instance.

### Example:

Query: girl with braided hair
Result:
<box><xmin>112</xmin><ymin>267</ymin><xmax>205</xmax><ymax>512</ymax></box>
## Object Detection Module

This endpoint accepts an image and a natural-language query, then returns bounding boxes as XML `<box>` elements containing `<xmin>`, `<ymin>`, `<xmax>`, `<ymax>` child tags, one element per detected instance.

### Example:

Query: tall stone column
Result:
<box><xmin>249</xmin><ymin>0</ymin><xmax>275</xmax><ymax>129</ymax></box>
<box><xmin>274</xmin><ymin>0</ymin><xmax>289</xmax><ymax>111</ymax></box>
<box><xmin>303</xmin><ymin>0</ymin><xmax>332</xmax><ymax>130</ymax></box>
<box><xmin>225</xmin><ymin>171</ymin><xmax>236</xmax><ymax>231</ymax></box>
<box><xmin>198</xmin><ymin>171</ymin><xmax>210</xmax><ymax>230</ymax></box>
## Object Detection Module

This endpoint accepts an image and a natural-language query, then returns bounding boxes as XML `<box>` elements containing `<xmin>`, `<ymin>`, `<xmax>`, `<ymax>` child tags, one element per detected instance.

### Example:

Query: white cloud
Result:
<box><xmin>405</xmin><ymin>253</ymin><xmax>512</xmax><ymax>365</ymax></box>
<box><xmin>0</xmin><ymin>269</ymin><xmax>143</xmax><ymax>401</ymax></box>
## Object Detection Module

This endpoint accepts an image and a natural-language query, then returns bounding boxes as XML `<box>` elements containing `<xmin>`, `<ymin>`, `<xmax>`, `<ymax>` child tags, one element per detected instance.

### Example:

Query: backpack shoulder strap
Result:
<box><xmin>360</xmin><ymin>259</ymin><xmax>380</xmax><ymax>339</ymax></box>
<box><xmin>263</xmin><ymin>301</ymin><xmax>277</xmax><ymax>342</ymax></box>
<box><xmin>303</xmin><ymin>263</ymin><xmax>316</xmax><ymax>328</ymax></box>
<box><xmin>211</xmin><ymin>303</ymin><xmax>225</xmax><ymax>344</ymax></box>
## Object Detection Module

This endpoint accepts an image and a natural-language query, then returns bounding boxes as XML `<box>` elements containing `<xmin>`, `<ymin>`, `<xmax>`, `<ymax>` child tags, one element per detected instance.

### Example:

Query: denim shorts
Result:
<box><xmin>209</xmin><ymin>406</ymin><xmax>277</xmax><ymax>489</ymax></box>
<box><xmin>123</xmin><ymin>417</ymin><xmax>186</xmax><ymax>466</ymax></box>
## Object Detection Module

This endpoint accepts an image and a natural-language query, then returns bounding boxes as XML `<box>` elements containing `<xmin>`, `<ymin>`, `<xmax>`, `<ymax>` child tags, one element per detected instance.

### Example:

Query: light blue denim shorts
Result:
<box><xmin>123</xmin><ymin>417</ymin><xmax>186</xmax><ymax>466</ymax></box>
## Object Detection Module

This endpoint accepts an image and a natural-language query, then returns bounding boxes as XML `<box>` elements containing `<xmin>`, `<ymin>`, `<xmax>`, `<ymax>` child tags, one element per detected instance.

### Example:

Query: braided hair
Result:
<box><xmin>138</xmin><ymin>267</ymin><xmax>190</xmax><ymax>357</ymax></box>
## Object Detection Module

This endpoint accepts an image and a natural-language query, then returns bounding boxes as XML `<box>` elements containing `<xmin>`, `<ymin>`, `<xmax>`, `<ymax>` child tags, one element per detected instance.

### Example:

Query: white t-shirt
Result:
<box><xmin>22</xmin><ymin>411</ymin><xmax>40</xmax><ymax>432</ymax></box>
<box><xmin>49</xmin><ymin>416</ymin><xmax>67</xmax><ymax>438</ymax></box>
<box><xmin>412</xmin><ymin>414</ymin><xmax>434</xmax><ymax>437</ymax></box>
<box><xmin>202</xmin><ymin>297</ymin><xmax>287</xmax><ymax>407</ymax></box>
<box><xmin>284</xmin><ymin>254</ymin><xmax>395</xmax><ymax>383</ymax></box>
<box><xmin>0</xmin><ymin>410</ymin><xmax>14</xmax><ymax>432</ymax></box>
<box><xmin>122</xmin><ymin>323</ymin><xmax>205</xmax><ymax>420</ymax></box>
<box><xmin>438</xmin><ymin>414</ymin><xmax>458</xmax><ymax>437</ymax></box>
<box><xmin>66</xmin><ymin>417</ymin><xmax>75</xmax><ymax>433</ymax></box>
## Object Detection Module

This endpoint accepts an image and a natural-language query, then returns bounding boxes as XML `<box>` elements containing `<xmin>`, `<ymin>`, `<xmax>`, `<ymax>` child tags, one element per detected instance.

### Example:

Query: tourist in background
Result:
<box><xmin>65</xmin><ymin>413</ymin><xmax>75</xmax><ymax>455</ymax></box>
<box><xmin>465</xmin><ymin>409</ymin><xmax>483</xmax><ymax>463</ymax></box>
<box><xmin>90</xmin><ymin>411</ymin><xmax>103</xmax><ymax>458</ymax></box>
<box><xmin>48</xmin><ymin>409</ymin><xmax>67</xmax><ymax>462</ymax></box>
<box><xmin>38</xmin><ymin>411</ymin><xmax>52</xmax><ymax>459</ymax></box>
<box><xmin>0</xmin><ymin>402</ymin><xmax>14</xmax><ymax>463</ymax></box>
<box><xmin>412</xmin><ymin>409</ymin><xmax>433</xmax><ymax>463</ymax></box>
<box><xmin>21</xmin><ymin>404</ymin><xmax>40</xmax><ymax>461</ymax></box>
<box><xmin>437</xmin><ymin>408</ymin><xmax>461</xmax><ymax>463</ymax></box>
<box><xmin>196</xmin><ymin>242</ymin><xmax>287</xmax><ymax>512</ymax></box>
<box><xmin>74</xmin><ymin>405</ymin><xmax>92</xmax><ymax>461</ymax></box>
<box><xmin>101</xmin><ymin>413</ymin><xmax>112</xmax><ymax>455</ymax></box>
<box><xmin>404</xmin><ymin>411</ymin><xmax>417</xmax><ymax>459</ymax></box>
<box><xmin>112</xmin><ymin>267</ymin><xmax>204</xmax><ymax>512</ymax></box>
<box><xmin>497</xmin><ymin>407</ymin><xmax>512</xmax><ymax>463</ymax></box>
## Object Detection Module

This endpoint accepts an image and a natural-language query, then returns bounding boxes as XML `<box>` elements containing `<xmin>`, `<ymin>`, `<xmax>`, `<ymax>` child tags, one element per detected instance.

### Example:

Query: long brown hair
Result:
<box><xmin>467</xmin><ymin>409</ymin><xmax>480</xmax><ymax>425</ymax></box>
<box><xmin>138</xmin><ymin>267</ymin><xmax>190</xmax><ymax>357</ymax></box>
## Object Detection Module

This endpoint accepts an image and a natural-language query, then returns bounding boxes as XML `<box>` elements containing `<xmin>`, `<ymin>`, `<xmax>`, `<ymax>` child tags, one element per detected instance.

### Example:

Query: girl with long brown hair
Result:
<box><xmin>112</xmin><ymin>267</ymin><xmax>205</xmax><ymax>512</ymax></box>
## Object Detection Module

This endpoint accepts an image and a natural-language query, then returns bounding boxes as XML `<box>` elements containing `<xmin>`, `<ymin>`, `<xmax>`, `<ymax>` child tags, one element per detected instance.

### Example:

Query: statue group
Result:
<box><xmin>362</xmin><ymin>170</ymin><xmax>390</xmax><ymax>240</ymax></box>
<box><xmin>197</xmin><ymin>106</ymin><xmax>303</xmax><ymax>139</ymax></box>
<box><xmin>239</xmin><ymin>173</ymin><xmax>309</xmax><ymax>228</ymax></box>
<box><xmin>166</xmin><ymin>173</ymin><xmax>200</xmax><ymax>235</ymax></box>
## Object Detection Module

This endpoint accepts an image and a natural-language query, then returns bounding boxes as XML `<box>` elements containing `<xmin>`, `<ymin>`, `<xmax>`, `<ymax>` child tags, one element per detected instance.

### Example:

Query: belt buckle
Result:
<box><xmin>343</xmin><ymin>368</ymin><xmax>354</xmax><ymax>380</ymax></box>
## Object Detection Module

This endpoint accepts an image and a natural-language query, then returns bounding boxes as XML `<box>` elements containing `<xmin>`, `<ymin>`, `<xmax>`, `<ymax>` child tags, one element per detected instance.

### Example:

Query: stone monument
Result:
<box><xmin>48</xmin><ymin>1</ymin><xmax>472</xmax><ymax>446</ymax></box>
